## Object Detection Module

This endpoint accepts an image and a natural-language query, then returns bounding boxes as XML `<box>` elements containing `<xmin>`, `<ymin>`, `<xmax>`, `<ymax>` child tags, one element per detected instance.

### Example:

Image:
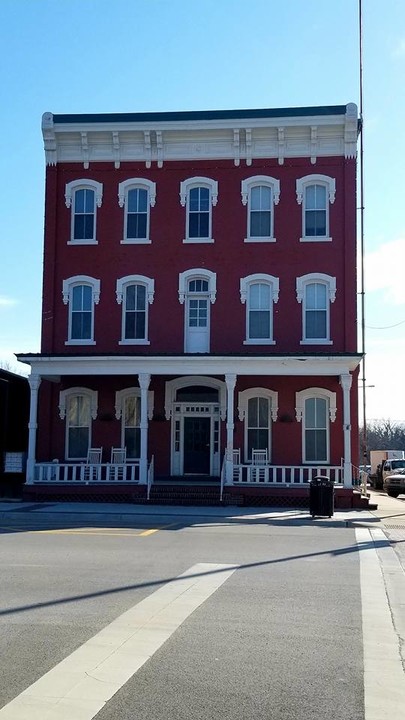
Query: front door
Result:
<box><xmin>183</xmin><ymin>417</ymin><xmax>210</xmax><ymax>474</ymax></box>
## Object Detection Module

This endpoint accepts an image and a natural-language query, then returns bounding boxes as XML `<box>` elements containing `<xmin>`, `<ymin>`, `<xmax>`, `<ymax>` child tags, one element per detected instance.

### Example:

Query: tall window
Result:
<box><xmin>179</xmin><ymin>269</ymin><xmax>216</xmax><ymax>353</ymax></box>
<box><xmin>240</xmin><ymin>274</ymin><xmax>279</xmax><ymax>344</ymax></box>
<box><xmin>118</xmin><ymin>179</ymin><xmax>156</xmax><ymax>244</ymax></box>
<box><xmin>63</xmin><ymin>276</ymin><xmax>100</xmax><ymax>344</ymax></box>
<box><xmin>238</xmin><ymin>388</ymin><xmax>278</xmax><ymax>463</ymax></box>
<box><xmin>296</xmin><ymin>174</ymin><xmax>335</xmax><ymax>242</ymax></box>
<box><xmin>241</xmin><ymin>176</ymin><xmax>280</xmax><ymax>242</ymax></box>
<box><xmin>123</xmin><ymin>395</ymin><xmax>141</xmax><ymax>459</ymax></box>
<box><xmin>247</xmin><ymin>396</ymin><xmax>270</xmax><ymax>460</ymax></box>
<box><xmin>59</xmin><ymin>388</ymin><xmax>98</xmax><ymax>461</ymax></box>
<box><xmin>304</xmin><ymin>397</ymin><xmax>328</xmax><ymax>463</ymax></box>
<box><xmin>295</xmin><ymin>388</ymin><xmax>336</xmax><ymax>464</ymax></box>
<box><xmin>116</xmin><ymin>275</ymin><xmax>154</xmax><ymax>344</ymax></box>
<box><xmin>65</xmin><ymin>179</ymin><xmax>103</xmax><ymax>244</ymax></box>
<box><xmin>296</xmin><ymin>273</ymin><xmax>336</xmax><ymax>344</ymax></box>
<box><xmin>180</xmin><ymin>177</ymin><xmax>218</xmax><ymax>243</ymax></box>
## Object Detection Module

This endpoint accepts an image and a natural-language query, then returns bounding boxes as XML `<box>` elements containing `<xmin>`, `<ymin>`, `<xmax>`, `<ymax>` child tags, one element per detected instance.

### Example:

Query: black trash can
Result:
<box><xmin>309</xmin><ymin>475</ymin><xmax>334</xmax><ymax>518</ymax></box>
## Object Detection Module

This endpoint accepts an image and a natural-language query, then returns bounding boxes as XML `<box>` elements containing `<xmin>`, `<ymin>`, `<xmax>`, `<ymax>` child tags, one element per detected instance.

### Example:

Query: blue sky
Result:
<box><xmin>0</xmin><ymin>0</ymin><xmax>404</xmax><ymax>423</ymax></box>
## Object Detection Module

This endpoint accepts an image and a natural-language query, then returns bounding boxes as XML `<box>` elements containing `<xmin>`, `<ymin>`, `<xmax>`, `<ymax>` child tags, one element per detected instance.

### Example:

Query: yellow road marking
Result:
<box><xmin>1</xmin><ymin>523</ymin><xmax>178</xmax><ymax>537</ymax></box>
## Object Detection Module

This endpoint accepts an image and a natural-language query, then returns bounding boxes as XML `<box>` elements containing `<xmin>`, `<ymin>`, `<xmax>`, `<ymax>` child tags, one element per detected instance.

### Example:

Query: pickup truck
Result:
<box><xmin>383</xmin><ymin>466</ymin><xmax>405</xmax><ymax>498</ymax></box>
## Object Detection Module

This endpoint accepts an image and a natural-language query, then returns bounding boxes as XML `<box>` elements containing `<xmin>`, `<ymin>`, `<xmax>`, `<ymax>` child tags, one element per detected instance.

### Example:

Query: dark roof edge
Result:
<box><xmin>53</xmin><ymin>105</ymin><xmax>349</xmax><ymax>125</ymax></box>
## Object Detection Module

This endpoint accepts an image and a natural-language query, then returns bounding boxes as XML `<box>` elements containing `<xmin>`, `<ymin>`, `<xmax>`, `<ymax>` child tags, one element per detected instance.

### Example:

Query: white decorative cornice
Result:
<box><xmin>178</xmin><ymin>268</ymin><xmax>216</xmax><ymax>305</ymax></box>
<box><xmin>344</xmin><ymin>103</ymin><xmax>359</xmax><ymax>159</ymax></box>
<box><xmin>65</xmin><ymin>179</ymin><xmax>103</xmax><ymax>209</ymax></box>
<box><xmin>241</xmin><ymin>175</ymin><xmax>280</xmax><ymax>206</ymax></box>
<box><xmin>116</xmin><ymin>275</ymin><xmax>155</xmax><ymax>305</ymax></box>
<box><xmin>296</xmin><ymin>175</ymin><xmax>336</xmax><ymax>205</ymax></box>
<box><xmin>42</xmin><ymin>105</ymin><xmax>359</xmax><ymax>166</ymax></box>
<box><xmin>179</xmin><ymin>177</ymin><xmax>218</xmax><ymax>207</ymax></box>
<box><xmin>240</xmin><ymin>274</ymin><xmax>279</xmax><ymax>304</ymax></box>
<box><xmin>296</xmin><ymin>274</ymin><xmax>336</xmax><ymax>304</ymax></box>
<box><xmin>118</xmin><ymin>179</ymin><xmax>156</xmax><ymax>208</ymax></box>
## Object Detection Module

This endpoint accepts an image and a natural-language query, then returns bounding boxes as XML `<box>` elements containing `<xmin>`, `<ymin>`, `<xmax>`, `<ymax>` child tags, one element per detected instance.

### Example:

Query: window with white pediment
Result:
<box><xmin>240</xmin><ymin>274</ymin><xmax>279</xmax><ymax>344</ymax></box>
<box><xmin>295</xmin><ymin>388</ymin><xmax>337</xmax><ymax>463</ymax></box>
<box><xmin>296</xmin><ymin>273</ymin><xmax>336</xmax><ymax>344</ymax></box>
<box><xmin>118</xmin><ymin>178</ymin><xmax>156</xmax><ymax>243</ymax></box>
<box><xmin>241</xmin><ymin>176</ymin><xmax>280</xmax><ymax>242</ymax></box>
<box><xmin>65</xmin><ymin>179</ymin><xmax>103</xmax><ymax>244</ymax></box>
<box><xmin>59</xmin><ymin>387</ymin><xmax>98</xmax><ymax>460</ymax></box>
<box><xmin>116</xmin><ymin>275</ymin><xmax>154</xmax><ymax>344</ymax></box>
<box><xmin>180</xmin><ymin>177</ymin><xmax>218</xmax><ymax>243</ymax></box>
<box><xmin>62</xmin><ymin>276</ymin><xmax>100</xmax><ymax>345</ymax></box>
<box><xmin>296</xmin><ymin>174</ymin><xmax>335</xmax><ymax>241</ymax></box>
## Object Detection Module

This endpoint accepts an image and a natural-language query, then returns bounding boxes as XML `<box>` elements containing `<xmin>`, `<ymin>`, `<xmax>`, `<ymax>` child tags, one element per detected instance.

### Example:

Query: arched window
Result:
<box><xmin>118</xmin><ymin>178</ymin><xmax>156</xmax><ymax>243</ymax></box>
<box><xmin>296</xmin><ymin>174</ymin><xmax>335</xmax><ymax>241</ymax></box>
<box><xmin>116</xmin><ymin>275</ymin><xmax>154</xmax><ymax>344</ymax></box>
<box><xmin>240</xmin><ymin>274</ymin><xmax>279</xmax><ymax>344</ymax></box>
<box><xmin>180</xmin><ymin>177</ymin><xmax>218</xmax><ymax>243</ymax></box>
<box><xmin>295</xmin><ymin>388</ymin><xmax>337</xmax><ymax>464</ymax></box>
<box><xmin>62</xmin><ymin>275</ymin><xmax>100</xmax><ymax>344</ymax></box>
<box><xmin>65</xmin><ymin>179</ymin><xmax>103</xmax><ymax>244</ymax></box>
<box><xmin>241</xmin><ymin>176</ymin><xmax>280</xmax><ymax>242</ymax></box>
<box><xmin>59</xmin><ymin>387</ymin><xmax>98</xmax><ymax>460</ymax></box>
<box><xmin>296</xmin><ymin>273</ymin><xmax>336</xmax><ymax>344</ymax></box>
<box><xmin>115</xmin><ymin>388</ymin><xmax>154</xmax><ymax>459</ymax></box>
<box><xmin>238</xmin><ymin>388</ymin><xmax>278</xmax><ymax>462</ymax></box>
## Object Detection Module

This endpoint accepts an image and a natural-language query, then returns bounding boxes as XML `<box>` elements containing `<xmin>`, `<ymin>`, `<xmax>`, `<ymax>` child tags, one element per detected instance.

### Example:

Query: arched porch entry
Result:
<box><xmin>165</xmin><ymin>377</ymin><xmax>226</xmax><ymax>477</ymax></box>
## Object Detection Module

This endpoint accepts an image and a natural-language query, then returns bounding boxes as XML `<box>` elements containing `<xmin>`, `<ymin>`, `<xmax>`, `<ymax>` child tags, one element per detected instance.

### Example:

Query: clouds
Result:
<box><xmin>365</xmin><ymin>237</ymin><xmax>405</xmax><ymax>305</ymax></box>
<box><xmin>0</xmin><ymin>295</ymin><xmax>17</xmax><ymax>308</ymax></box>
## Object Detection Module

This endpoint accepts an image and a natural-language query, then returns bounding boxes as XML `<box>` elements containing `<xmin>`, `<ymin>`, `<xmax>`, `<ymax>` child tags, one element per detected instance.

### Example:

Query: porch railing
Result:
<box><xmin>34</xmin><ymin>462</ymin><xmax>140</xmax><ymax>484</ymax></box>
<box><xmin>232</xmin><ymin>463</ymin><xmax>343</xmax><ymax>485</ymax></box>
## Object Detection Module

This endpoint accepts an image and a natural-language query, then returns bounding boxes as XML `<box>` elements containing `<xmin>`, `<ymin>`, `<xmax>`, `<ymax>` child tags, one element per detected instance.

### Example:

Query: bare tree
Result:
<box><xmin>361</xmin><ymin>419</ymin><xmax>405</xmax><ymax>457</ymax></box>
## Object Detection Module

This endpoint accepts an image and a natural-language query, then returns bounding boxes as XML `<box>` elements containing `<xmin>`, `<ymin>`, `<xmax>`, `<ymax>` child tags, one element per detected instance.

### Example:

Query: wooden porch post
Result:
<box><xmin>340</xmin><ymin>373</ymin><xmax>353</xmax><ymax>488</ymax></box>
<box><xmin>26</xmin><ymin>374</ymin><xmax>41</xmax><ymax>485</ymax></box>
<box><xmin>225</xmin><ymin>373</ymin><xmax>236</xmax><ymax>484</ymax></box>
<box><xmin>138</xmin><ymin>373</ymin><xmax>151</xmax><ymax>485</ymax></box>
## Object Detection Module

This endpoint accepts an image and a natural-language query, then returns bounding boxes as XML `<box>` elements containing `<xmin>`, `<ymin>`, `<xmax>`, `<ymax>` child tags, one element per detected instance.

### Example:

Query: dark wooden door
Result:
<box><xmin>183</xmin><ymin>417</ymin><xmax>210</xmax><ymax>474</ymax></box>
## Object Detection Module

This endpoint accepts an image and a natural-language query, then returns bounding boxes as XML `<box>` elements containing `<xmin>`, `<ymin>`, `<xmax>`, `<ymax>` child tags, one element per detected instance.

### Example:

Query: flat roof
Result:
<box><xmin>53</xmin><ymin>105</ymin><xmax>348</xmax><ymax>125</ymax></box>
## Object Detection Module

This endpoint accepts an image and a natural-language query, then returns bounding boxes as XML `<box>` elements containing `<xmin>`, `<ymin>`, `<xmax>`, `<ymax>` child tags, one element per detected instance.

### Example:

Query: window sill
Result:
<box><xmin>303</xmin><ymin>460</ymin><xmax>329</xmax><ymax>465</ymax></box>
<box><xmin>300</xmin><ymin>340</ymin><xmax>333</xmax><ymax>345</ymax></box>
<box><xmin>244</xmin><ymin>237</ymin><xmax>276</xmax><ymax>243</ymax></box>
<box><xmin>243</xmin><ymin>340</ymin><xmax>276</xmax><ymax>345</ymax></box>
<box><xmin>119</xmin><ymin>340</ymin><xmax>150</xmax><ymax>345</ymax></box>
<box><xmin>299</xmin><ymin>237</ymin><xmax>332</xmax><ymax>243</ymax></box>
<box><xmin>121</xmin><ymin>238</ymin><xmax>151</xmax><ymax>244</ymax></box>
<box><xmin>65</xmin><ymin>340</ymin><xmax>96</xmax><ymax>346</ymax></box>
<box><xmin>67</xmin><ymin>240</ymin><xmax>98</xmax><ymax>245</ymax></box>
<box><xmin>182</xmin><ymin>238</ymin><xmax>214</xmax><ymax>244</ymax></box>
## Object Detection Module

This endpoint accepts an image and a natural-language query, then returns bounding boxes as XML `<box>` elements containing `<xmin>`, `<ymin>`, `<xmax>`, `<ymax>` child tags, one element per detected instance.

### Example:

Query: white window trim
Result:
<box><xmin>62</xmin><ymin>275</ymin><xmax>100</xmax><ymax>346</ymax></box>
<box><xmin>240</xmin><ymin>274</ymin><xmax>279</xmax><ymax>345</ymax></box>
<box><xmin>296</xmin><ymin>174</ymin><xmax>335</xmax><ymax>242</ymax></box>
<box><xmin>118</xmin><ymin>178</ymin><xmax>156</xmax><ymax>244</ymax></box>
<box><xmin>65</xmin><ymin>179</ymin><xmax>103</xmax><ymax>245</ymax></box>
<box><xmin>116</xmin><ymin>275</ymin><xmax>154</xmax><ymax>345</ymax></box>
<box><xmin>295</xmin><ymin>388</ymin><xmax>337</xmax><ymax>465</ymax></box>
<box><xmin>296</xmin><ymin>273</ymin><xmax>336</xmax><ymax>345</ymax></box>
<box><xmin>238</xmin><ymin>388</ymin><xmax>278</xmax><ymax>464</ymax></box>
<box><xmin>241</xmin><ymin>175</ymin><xmax>280</xmax><ymax>243</ymax></box>
<box><xmin>115</xmin><ymin>388</ymin><xmax>154</xmax><ymax>422</ymax></box>
<box><xmin>180</xmin><ymin>176</ymin><xmax>218</xmax><ymax>244</ymax></box>
<box><xmin>59</xmin><ymin>387</ymin><xmax>98</xmax><ymax>461</ymax></box>
<box><xmin>178</xmin><ymin>268</ymin><xmax>216</xmax><ymax>305</ymax></box>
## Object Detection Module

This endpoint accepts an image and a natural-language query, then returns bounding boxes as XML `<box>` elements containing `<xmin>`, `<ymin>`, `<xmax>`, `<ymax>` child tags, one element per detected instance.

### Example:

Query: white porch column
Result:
<box><xmin>26</xmin><ymin>374</ymin><xmax>42</xmax><ymax>485</ymax></box>
<box><xmin>340</xmin><ymin>373</ymin><xmax>353</xmax><ymax>488</ymax></box>
<box><xmin>138</xmin><ymin>373</ymin><xmax>151</xmax><ymax>485</ymax></box>
<box><xmin>225</xmin><ymin>373</ymin><xmax>236</xmax><ymax>484</ymax></box>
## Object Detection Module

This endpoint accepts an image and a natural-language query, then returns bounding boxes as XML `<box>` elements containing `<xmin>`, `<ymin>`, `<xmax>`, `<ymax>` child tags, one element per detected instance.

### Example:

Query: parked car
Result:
<box><xmin>383</xmin><ymin>467</ymin><xmax>405</xmax><ymax>498</ymax></box>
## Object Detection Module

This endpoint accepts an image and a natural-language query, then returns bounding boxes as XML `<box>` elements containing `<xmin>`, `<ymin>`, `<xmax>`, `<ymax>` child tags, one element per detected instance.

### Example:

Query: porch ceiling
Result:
<box><xmin>16</xmin><ymin>353</ymin><xmax>362</xmax><ymax>380</ymax></box>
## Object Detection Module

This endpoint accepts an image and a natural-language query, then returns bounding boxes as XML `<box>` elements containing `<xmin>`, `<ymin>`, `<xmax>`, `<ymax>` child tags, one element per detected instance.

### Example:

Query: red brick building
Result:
<box><xmin>18</xmin><ymin>104</ymin><xmax>363</xmax><ymax>506</ymax></box>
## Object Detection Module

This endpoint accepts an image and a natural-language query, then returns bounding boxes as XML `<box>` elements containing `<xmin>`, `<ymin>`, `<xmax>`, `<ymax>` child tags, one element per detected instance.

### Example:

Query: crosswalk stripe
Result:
<box><xmin>0</xmin><ymin>562</ymin><xmax>238</xmax><ymax>719</ymax></box>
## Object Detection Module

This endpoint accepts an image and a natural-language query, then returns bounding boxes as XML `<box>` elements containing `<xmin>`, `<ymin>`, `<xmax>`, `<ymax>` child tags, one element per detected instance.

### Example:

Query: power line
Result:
<box><xmin>366</xmin><ymin>319</ymin><xmax>405</xmax><ymax>330</ymax></box>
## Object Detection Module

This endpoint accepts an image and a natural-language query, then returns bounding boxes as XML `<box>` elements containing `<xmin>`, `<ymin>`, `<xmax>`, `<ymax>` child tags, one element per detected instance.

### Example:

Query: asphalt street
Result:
<box><xmin>0</xmin><ymin>499</ymin><xmax>404</xmax><ymax>719</ymax></box>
